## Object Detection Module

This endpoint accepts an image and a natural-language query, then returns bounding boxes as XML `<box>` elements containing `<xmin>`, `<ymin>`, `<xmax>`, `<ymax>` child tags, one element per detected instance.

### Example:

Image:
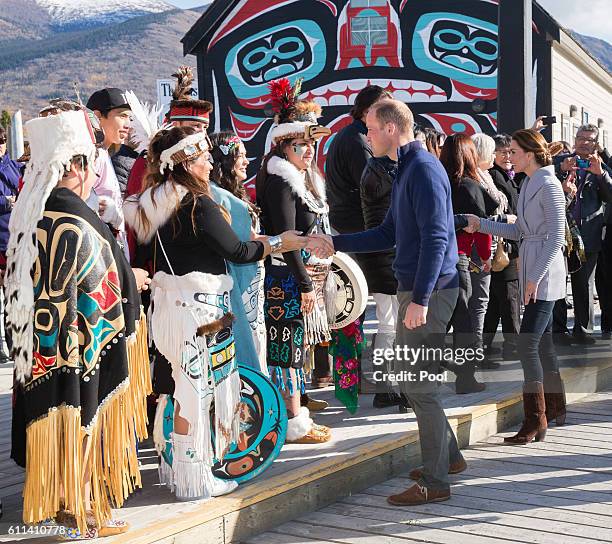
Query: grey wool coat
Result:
<box><xmin>479</xmin><ymin>165</ymin><xmax>566</xmax><ymax>302</ymax></box>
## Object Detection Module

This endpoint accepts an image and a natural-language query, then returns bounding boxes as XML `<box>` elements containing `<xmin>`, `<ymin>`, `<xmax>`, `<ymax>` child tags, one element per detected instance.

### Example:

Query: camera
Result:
<box><xmin>576</xmin><ymin>158</ymin><xmax>591</xmax><ymax>170</ymax></box>
<box><xmin>542</xmin><ymin>116</ymin><xmax>557</xmax><ymax>125</ymax></box>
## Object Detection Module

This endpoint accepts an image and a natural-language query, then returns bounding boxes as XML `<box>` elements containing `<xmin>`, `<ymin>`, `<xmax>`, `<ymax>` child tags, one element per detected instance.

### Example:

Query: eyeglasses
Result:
<box><xmin>496</xmin><ymin>149</ymin><xmax>511</xmax><ymax>156</ymax></box>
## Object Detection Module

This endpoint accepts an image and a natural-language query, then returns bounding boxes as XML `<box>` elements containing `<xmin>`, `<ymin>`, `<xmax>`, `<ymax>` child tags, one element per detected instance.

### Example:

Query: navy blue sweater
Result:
<box><xmin>333</xmin><ymin>142</ymin><xmax>458</xmax><ymax>306</ymax></box>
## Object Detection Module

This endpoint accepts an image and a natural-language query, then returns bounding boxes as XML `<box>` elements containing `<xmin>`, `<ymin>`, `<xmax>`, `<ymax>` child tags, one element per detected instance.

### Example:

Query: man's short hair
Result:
<box><xmin>371</xmin><ymin>99</ymin><xmax>414</xmax><ymax>136</ymax></box>
<box><xmin>493</xmin><ymin>133</ymin><xmax>512</xmax><ymax>150</ymax></box>
<box><xmin>577</xmin><ymin>124</ymin><xmax>599</xmax><ymax>140</ymax></box>
<box><xmin>350</xmin><ymin>85</ymin><xmax>392</xmax><ymax>120</ymax></box>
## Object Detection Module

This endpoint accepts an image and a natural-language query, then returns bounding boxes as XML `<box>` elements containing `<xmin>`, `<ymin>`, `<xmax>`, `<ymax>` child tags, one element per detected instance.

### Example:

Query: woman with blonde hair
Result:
<box><xmin>465</xmin><ymin>130</ymin><xmax>567</xmax><ymax>444</ymax></box>
<box><xmin>469</xmin><ymin>133</ymin><xmax>507</xmax><ymax>369</ymax></box>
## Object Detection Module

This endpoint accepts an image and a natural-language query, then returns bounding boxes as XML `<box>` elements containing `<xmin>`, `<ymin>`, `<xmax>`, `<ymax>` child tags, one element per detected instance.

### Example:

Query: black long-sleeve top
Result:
<box><xmin>156</xmin><ymin>194</ymin><xmax>265</xmax><ymax>276</ymax></box>
<box><xmin>257</xmin><ymin>173</ymin><xmax>315</xmax><ymax>293</ymax></box>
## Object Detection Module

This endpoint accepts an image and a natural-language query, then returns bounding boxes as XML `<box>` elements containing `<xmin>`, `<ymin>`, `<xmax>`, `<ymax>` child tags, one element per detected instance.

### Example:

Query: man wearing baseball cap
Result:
<box><xmin>86</xmin><ymin>88</ymin><xmax>132</xmax><ymax>251</ymax></box>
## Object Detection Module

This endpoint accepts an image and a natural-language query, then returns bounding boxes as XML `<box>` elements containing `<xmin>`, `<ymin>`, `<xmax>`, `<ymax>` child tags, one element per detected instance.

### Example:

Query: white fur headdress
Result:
<box><xmin>6</xmin><ymin>110</ymin><xmax>97</xmax><ymax>383</ymax></box>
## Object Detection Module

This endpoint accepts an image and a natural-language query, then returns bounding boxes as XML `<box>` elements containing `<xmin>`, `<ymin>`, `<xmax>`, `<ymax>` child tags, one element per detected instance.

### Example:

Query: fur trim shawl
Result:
<box><xmin>123</xmin><ymin>183</ymin><xmax>188</xmax><ymax>244</ymax></box>
<box><xmin>267</xmin><ymin>155</ymin><xmax>327</xmax><ymax>214</ymax></box>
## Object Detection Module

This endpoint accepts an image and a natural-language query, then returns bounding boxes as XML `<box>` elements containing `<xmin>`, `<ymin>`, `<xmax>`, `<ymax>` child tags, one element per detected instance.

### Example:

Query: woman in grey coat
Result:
<box><xmin>465</xmin><ymin>130</ymin><xmax>567</xmax><ymax>445</ymax></box>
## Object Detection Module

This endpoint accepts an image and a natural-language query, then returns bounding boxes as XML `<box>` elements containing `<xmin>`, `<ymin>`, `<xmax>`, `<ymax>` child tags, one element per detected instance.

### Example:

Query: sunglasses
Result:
<box><xmin>0</xmin><ymin>138</ymin><xmax>6</xmax><ymax>145</ymax></box>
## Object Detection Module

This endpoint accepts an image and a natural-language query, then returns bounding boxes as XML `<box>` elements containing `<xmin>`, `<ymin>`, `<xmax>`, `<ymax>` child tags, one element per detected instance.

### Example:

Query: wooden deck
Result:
<box><xmin>248</xmin><ymin>390</ymin><xmax>612</xmax><ymax>544</ymax></box>
<box><xmin>0</xmin><ymin>300</ymin><xmax>611</xmax><ymax>542</ymax></box>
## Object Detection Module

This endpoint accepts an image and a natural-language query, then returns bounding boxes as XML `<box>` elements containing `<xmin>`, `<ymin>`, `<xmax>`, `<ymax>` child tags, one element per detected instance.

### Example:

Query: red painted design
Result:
<box><xmin>32</xmin><ymin>352</ymin><xmax>58</xmax><ymax>379</ymax></box>
<box><xmin>229</xmin><ymin>109</ymin><xmax>267</xmax><ymax>141</ymax></box>
<box><xmin>209</xmin><ymin>0</ymin><xmax>298</xmax><ymax>51</ymax></box>
<box><xmin>316</xmin><ymin>0</ymin><xmax>337</xmax><ymax>16</ymax></box>
<box><xmin>452</xmin><ymin>81</ymin><xmax>497</xmax><ymax>101</ymax></box>
<box><xmin>337</xmin><ymin>1</ymin><xmax>401</xmax><ymax>70</ymax></box>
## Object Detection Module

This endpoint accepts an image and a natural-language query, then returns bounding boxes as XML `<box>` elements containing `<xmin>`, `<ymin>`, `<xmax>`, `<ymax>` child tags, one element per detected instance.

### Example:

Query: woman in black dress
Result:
<box><xmin>124</xmin><ymin>126</ymin><xmax>305</xmax><ymax>501</ymax></box>
<box><xmin>256</xmin><ymin>80</ymin><xmax>334</xmax><ymax>444</ymax></box>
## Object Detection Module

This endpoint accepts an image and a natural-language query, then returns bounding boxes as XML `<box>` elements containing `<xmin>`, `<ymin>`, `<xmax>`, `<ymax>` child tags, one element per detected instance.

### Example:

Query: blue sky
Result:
<box><xmin>166</xmin><ymin>0</ymin><xmax>610</xmax><ymax>43</ymax></box>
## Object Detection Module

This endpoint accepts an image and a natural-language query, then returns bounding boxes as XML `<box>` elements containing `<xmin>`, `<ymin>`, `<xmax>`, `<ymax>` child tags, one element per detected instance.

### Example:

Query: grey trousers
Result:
<box><xmin>469</xmin><ymin>269</ymin><xmax>491</xmax><ymax>348</ymax></box>
<box><xmin>396</xmin><ymin>288</ymin><xmax>462</xmax><ymax>491</ymax></box>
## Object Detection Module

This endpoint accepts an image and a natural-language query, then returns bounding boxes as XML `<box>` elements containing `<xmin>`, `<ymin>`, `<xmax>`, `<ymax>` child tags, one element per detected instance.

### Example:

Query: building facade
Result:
<box><xmin>183</xmin><ymin>0</ymin><xmax>611</xmax><ymax>188</ymax></box>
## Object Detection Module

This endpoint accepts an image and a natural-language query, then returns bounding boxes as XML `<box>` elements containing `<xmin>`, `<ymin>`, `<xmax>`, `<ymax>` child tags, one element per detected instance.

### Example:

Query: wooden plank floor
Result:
<box><xmin>248</xmin><ymin>390</ymin><xmax>612</xmax><ymax>544</ymax></box>
<box><xmin>1</xmin><ymin>299</ymin><xmax>611</xmax><ymax>542</ymax></box>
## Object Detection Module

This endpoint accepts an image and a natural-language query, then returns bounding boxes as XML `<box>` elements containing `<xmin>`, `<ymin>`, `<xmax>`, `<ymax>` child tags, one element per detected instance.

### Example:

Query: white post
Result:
<box><xmin>9</xmin><ymin>110</ymin><xmax>24</xmax><ymax>160</ymax></box>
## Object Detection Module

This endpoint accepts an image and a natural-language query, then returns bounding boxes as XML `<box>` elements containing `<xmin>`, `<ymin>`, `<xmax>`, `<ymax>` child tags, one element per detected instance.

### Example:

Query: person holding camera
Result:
<box><xmin>556</xmin><ymin>124</ymin><xmax>612</xmax><ymax>344</ymax></box>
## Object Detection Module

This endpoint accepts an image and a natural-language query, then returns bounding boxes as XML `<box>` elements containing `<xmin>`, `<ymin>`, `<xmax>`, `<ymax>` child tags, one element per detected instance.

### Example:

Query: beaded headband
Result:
<box><xmin>159</xmin><ymin>132</ymin><xmax>210</xmax><ymax>174</ymax></box>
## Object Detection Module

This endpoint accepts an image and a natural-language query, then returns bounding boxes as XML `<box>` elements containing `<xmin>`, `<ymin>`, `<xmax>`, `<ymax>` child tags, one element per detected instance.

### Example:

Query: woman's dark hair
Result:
<box><xmin>0</xmin><ymin>126</ymin><xmax>6</xmax><ymax>141</ymax></box>
<box><xmin>413</xmin><ymin>124</ymin><xmax>426</xmax><ymax>140</ymax></box>
<box><xmin>255</xmin><ymin>139</ymin><xmax>323</xmax><ymax>202</ymax></box>
<box><xmin>350</xmin><ymin>85</ymin><xmax>392</xmax><ymax>120</ymax></box>
<box><xmin>512</xmin><ymin>129</ymin><xmax>564</xmax><ymax>167</ymax></box>
<box><xmin>425</xmin><ymin>128</ymin><xmax>441</xmax><ymax>158</ymax></box>
<box><xmin>439</xmin><ymin>133</ymin><xmax>480</xmax><ymax>184</ymax></box>
<box><xmin>209</xmin><ymin>132</ymin><xmax>249</xmax><ymax>201</ymax></box>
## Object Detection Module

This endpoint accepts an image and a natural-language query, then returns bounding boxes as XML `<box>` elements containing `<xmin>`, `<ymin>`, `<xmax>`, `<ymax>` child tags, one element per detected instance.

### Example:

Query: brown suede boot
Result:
<box><xmin>504</xmin><ymin>381</ymin><xmax>547</xmax><ymax>444</ymax></box>
<box><xmin>543</xmin><ymin>371</ymin><xmax>567</xmax><ymax>426</ymax></box>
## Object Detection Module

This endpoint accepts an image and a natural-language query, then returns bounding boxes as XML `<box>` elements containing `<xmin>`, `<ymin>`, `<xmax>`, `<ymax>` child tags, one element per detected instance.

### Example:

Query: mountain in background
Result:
<box><xmin>572</xmin><ymin>32</ymin><xmax>612</xmax><ymax>74</ymax></box>
<box><xmin>0</xmin><ymin>6</ymin><xmax>199</xmax><ymax>120</ymax></box>
<box><xmin>0</xmin><ymin>0</ymin><xmax>174</xmax><ymax>40</ymax></box>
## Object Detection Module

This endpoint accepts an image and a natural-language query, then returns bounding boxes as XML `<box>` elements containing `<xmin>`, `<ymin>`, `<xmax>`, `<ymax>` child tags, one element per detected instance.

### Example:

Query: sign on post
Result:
<box><xmin>156</xmin><ymin>78</ymin><xmax>199</xmax><ymax>119</ymax></box>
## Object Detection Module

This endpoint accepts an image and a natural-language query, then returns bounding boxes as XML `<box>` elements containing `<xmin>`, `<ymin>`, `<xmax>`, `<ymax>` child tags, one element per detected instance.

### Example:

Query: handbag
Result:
<box><xmin>491</xmin><ymin>237</ymin><xmax>510</xmax><ymax>272</ymax></box>
<box><xmin>565</xmin><ymin>192</ymin><xmax>587</xmax><ymax>274</ymax></box>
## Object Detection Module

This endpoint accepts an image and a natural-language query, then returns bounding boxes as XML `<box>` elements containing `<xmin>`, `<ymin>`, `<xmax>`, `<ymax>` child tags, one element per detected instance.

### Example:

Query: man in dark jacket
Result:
<box><xmin>308</xmin><ymin>99</ymin><xmax>465</xmax><ymax>506</ymax></box>
<box><xmin>483</xmin><ymin>134</ymin><xmax>521</xmax><ymax>359</ymax></box>
<box><xmin>556</xmin><ymin>124</ymin><xmax>612</xmax><ymax>344</ymax></box>
<box><xmin>360</xmin><ymin>155</ymin><xmax>401</xmax><ymax>408</ymax></box>
<box><xmin>326</xmin><ymin>85</ymin><xmax>391</xmax><ymax>234</ymax></box>
<box><xmin>0</xmin><ymin>126</ymin><xmax>23</xmax><ymax>362</ymax></box>
<box><xmin>111</xmin><ymin>142</ymin><xmax>139</xmax><ymax>196</ymax></box>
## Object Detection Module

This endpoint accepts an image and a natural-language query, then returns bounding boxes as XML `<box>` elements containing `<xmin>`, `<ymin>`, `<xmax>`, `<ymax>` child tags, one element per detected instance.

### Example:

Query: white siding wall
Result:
<box><xmin>551</xmin><ymin>42</ymin><xmax>612</xmax><ymax>149</ymax></box>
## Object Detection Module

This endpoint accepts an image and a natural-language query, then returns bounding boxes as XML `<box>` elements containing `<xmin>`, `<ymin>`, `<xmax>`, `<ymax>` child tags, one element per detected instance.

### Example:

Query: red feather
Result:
<box><xmin>268</xmin><ymin>78</ymin><xmax>294</xmax><ymax>113</ymax></box>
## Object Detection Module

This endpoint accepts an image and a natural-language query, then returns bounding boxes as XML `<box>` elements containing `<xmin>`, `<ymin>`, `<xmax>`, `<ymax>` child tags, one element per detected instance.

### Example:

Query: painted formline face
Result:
<box><xmin>301</xmin><ymin>79</ymin><xmax>447</xmax><ymax>107</ymax></box>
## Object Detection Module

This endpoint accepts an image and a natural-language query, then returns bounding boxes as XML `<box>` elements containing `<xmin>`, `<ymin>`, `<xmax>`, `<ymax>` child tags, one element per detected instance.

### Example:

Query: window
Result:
<box><xmin>350</xmin><ymin>0</ymin><xmax>388</xmax><ymax>46</ymax></box>
<box><xmin>582</xmin><ymin>108</ymin><xmax>589</xmax><ymax>125</ymax></box>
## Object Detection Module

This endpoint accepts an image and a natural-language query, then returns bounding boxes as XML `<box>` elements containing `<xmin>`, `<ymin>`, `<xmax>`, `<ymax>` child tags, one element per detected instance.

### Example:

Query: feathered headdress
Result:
<box><xmin>268</xmin><ymin>77</ymin><xmax>330</xmax><ymax>145</ymax></box>
<box><xmin>269</xmin><ymin>77</ymin><xmax>303</xmax><ymax>125</ymax></box>
<box><xmin>125</xmin><ymin>91</ymin><xmax>166</xmax><ymax>154</ymax></box>
<box><xmin>172</xmin><ymin>65</ymin><xmax>195</xmax><ymax>101</ymax></box>
<box><xmin>166</xmin><ymin>65</ymin><xmax>213</xmax><ymax>124</ymax></box>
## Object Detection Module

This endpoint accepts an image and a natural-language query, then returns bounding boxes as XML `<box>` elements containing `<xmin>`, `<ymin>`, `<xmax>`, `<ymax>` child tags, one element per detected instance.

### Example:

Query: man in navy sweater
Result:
<box><xmin>308</xmin><ymin>99</ymin><xmax>465</xmax><ymax>505</ymax></box>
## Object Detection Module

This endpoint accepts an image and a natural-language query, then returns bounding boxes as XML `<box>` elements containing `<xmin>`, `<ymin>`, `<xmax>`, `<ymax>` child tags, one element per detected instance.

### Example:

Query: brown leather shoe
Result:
<box><xmin>387</xmin><ymin>483</ymin><xmax>450</xmax><ymax>506</ymax></box>
<box><xmin>409</xmin><ymin>457</ymin><xmax>467</xmax><ymax>481</ymax></box>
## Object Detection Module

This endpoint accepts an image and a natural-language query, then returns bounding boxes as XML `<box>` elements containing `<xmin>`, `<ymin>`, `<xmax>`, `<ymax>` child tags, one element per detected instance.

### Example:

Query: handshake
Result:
<box><xmin>277</xmin><ymin>232</ymin><xmax>336</xmax><ymax>257</ymax></box>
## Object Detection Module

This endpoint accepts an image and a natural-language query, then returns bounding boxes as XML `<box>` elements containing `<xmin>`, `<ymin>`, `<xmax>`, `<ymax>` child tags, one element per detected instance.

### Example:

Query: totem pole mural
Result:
<box><xmin>197</xmin><ymin>0</ymin><xmax>547</xmax><ymax>191</ymax></box>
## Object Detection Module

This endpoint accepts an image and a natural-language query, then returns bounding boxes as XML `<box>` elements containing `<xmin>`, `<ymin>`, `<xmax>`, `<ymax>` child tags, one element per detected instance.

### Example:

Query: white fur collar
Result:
<box><xmin>267</xmin><ymin>155</ymin><xmax>327</xmax><ymax>207</ymax></box>
<box><xmin>123</xmin><ymin>182</ymin><xmax>188</xmax><ymax>244</ymax></box>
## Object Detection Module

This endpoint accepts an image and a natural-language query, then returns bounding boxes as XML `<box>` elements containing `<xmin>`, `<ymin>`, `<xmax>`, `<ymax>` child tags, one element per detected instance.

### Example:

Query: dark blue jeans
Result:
<box><xmin>518</xmin><ymin>300</ymin><xmax>559</xmax><ymax>383</ymax></box>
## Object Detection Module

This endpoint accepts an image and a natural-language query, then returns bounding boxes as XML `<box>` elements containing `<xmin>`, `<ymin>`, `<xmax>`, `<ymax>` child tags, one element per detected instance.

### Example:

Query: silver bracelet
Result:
<box><xmin>268</xmin><ymin>235</ymin><xmax>283</xmax><ymax>253</ymax></box>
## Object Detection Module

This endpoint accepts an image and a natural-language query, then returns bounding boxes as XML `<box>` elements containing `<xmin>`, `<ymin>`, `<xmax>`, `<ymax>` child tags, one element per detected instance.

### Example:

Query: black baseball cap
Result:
<box><xmin>86</xmin><ymin>88</ymin><xmax>130</xmax><ymax>113</ymax></box>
